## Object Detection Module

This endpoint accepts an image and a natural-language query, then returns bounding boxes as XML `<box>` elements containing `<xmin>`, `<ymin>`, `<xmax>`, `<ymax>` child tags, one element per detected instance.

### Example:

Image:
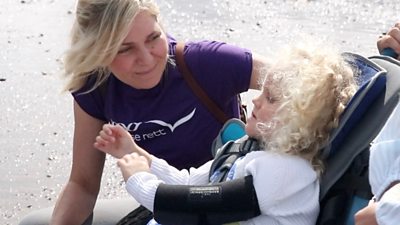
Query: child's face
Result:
<box><xmin>245</xmin><ymin>79</ymin><xmax>281</xmax><ymax>138</ymax></box>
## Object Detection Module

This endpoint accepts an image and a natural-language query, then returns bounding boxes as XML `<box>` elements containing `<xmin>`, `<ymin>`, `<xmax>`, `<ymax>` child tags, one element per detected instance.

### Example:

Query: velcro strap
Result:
<box><xmin>154</xmin><ymin>175</ymin><xmax>261</xmax><ymax>225</ymax></box>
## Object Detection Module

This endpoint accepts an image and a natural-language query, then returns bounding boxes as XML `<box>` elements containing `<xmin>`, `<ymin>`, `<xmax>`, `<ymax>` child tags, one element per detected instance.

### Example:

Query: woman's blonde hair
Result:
<box><xmin>63</xmin><ymin>0</ymin><xmax>160</xmax><ymax>92</ymax></box>
<box><xmin>259</xmin><ymin>40</ymin><xmax>357</xmax><ymax>175</ymax></box>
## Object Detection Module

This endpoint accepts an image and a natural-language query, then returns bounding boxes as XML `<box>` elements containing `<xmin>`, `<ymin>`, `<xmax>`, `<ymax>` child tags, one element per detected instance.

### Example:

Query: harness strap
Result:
<box><xmin>209</xmin><ymin>137</ymin><xmax>260</xmax><ymax>183</ymax></box>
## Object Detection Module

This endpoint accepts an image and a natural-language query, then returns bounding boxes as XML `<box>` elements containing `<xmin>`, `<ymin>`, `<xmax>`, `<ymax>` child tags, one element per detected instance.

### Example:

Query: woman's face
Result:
<box><xmin>245</xmin><ymin>79</ymin><xmax>281</xmax><ymax>137</ymax></box>
<box><xmin>108</xmin><ymin>10</ymin><xmax>169</xmax><ymax>89</ymax></box>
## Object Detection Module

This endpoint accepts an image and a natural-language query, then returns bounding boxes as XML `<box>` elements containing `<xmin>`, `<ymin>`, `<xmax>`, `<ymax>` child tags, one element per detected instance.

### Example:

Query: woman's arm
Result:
<box><xmin>50</xmin><ymin>101</ymin><xmax>106</xmax><ymax>225</ymax></box>
<box><xmin>249</xmin><ymin>52</ymin><xmax>269</xmax><ymax>90</ymax></box>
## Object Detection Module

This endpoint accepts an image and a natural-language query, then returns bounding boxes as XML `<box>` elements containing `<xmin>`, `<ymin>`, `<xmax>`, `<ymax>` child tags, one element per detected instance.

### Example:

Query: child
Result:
<box><xmin>94</xmin><ymin>41</ymin><xmax>357</xmax><ymax>225</ymax></box>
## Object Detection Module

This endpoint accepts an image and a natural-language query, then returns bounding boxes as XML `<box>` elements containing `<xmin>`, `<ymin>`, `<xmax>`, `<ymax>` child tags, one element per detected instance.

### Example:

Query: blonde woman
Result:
<box><xmin>95</xmin><ymin>42</ymin><xmax>357</xmax><ymax>225</ymax></box>
<box><xmin>19</xmin><ymin>0</ymin><xmax>269</xmax><ymax>224</ymax></box>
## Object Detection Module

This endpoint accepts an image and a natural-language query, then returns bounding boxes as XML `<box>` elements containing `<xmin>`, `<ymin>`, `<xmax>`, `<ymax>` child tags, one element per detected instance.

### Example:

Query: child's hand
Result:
<box><xmin>94</xmin><ymin>124</ymin><xmax>136</xmax><ymax>158</ymax></box>
<box><xmin>117</xmin><ymin>152</ymin><xmax>150</xmax><ymax>181</ymax></box>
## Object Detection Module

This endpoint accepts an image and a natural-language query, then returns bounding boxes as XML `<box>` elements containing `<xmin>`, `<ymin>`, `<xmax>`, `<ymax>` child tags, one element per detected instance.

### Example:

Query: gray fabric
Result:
<box><xmin>320</xmin><ymin>52</ymin><xmax>386</xmax><ymax>160</ymax></box>
<box><xmin>19</xmin><ymin>198</ymin><xmax>139</xmax><ymax>225</ymax></box>
<box><xmin>320</xmin><ymin>54</ymin><xmax>400</xmax><ymax>200</ymax></box>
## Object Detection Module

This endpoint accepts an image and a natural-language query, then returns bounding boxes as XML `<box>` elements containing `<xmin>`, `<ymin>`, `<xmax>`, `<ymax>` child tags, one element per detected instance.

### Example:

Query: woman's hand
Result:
<box><xmin>117</xmin><ymin>152</ymin><xmax>150</xmax><ymax>181</ymax></box>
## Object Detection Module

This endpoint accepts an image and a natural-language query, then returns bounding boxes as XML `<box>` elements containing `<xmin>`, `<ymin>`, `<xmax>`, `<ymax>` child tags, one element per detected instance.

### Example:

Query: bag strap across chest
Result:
<box><xmin>175</xmin><ymin>42</ymin><xmax>230</xmax><ymax>124</ymax></box>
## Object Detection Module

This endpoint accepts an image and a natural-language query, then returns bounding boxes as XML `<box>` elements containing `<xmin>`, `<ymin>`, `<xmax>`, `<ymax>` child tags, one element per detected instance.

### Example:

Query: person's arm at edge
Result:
<box><xmin>380</xmin><ymin>181</ymin><xmax>400</xmax><ymax>203</ymax></box>
<box><xmin>375</xmin><ymin>180</ymin><xmax>400</xmax><ymax>224</ymax></box>
<box><xmin>377</xmin><ymin>22</ymin><xmax>400</xmax><ymax>59</ymax></box>
<box><xmin>50</xmin><ymin>101</ymin><xmax>106</xmax><ymax>225</ymax></box>
<box><xmin>355</xmin><ymin>140</ymin><xmax>400</xmax><ymax>225</ymax></box>
<box><xmin>249</xmin><ymin>52</ymin><xmax>269</xmax><ymax>90</ymax></box>
<box><xmin>355</xmin><ymin>181</ymin><xmax>400</xmax><ymax>225</ymax></box>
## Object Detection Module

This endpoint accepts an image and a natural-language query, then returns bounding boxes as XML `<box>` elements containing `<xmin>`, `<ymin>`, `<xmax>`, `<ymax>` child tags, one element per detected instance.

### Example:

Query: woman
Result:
<box><xmin>19</xmin><ymin>0</ymin><xmax>267</xmax><ymax>224</ymax></box>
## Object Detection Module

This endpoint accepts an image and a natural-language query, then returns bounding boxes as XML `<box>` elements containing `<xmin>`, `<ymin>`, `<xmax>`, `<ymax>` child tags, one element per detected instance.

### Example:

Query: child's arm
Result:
<box><xmin>118</xmin><ymin>152</ymin><xmax>211</xmax><ymax>211</ymax></box>
<box><xmin>95</xmin><ymin>124</ymin><xmax>210</xmax><ymax>184</ymax></box>
<box><xmin>150</xmin><ymin>157</ymin><xmax>212</xmax><ymax>185</ymax></box>
<box><xmin>94</xmin><ymin>124</ymin><xmax>152</xmax><ymax>163</ymax></box>
<box><xmin>119</xmin><ymin>153</ymin><xmax>160</xmax><ymax>211</ymax></box>
<box><xmin>117</xmin><ymin>152</ymin><xmax>150</xmax><ymax>181</ymax></box>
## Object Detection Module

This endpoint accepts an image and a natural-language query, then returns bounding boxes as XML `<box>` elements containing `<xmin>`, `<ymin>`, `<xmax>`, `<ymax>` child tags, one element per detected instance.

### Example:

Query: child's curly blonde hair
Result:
<box><xmin>259</xmin><ymin>41</ymin><xmax>357</xmax><ymax>175</ymax></box>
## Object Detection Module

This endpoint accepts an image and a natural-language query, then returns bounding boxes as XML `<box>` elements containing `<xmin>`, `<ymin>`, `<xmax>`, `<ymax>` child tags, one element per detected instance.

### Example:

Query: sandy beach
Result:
<box><xmin>1</xmin><ymin>0</ymin><xmax>399</xmax><ymax>224</ymax></box>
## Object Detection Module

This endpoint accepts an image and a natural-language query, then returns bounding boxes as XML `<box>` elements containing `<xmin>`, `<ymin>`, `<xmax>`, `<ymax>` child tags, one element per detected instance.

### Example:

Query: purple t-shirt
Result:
<box><xmin>72</xmin><ymin>38</ymin><xmax>252</xmax><ymax>169</ymax></box>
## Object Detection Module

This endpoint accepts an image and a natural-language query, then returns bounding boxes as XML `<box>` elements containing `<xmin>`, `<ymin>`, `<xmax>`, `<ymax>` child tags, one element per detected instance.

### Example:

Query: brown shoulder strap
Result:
<box><xmin>175</xmin><ymin>42</ymin><xmax>229</xmax><ymax>124</ymax></box>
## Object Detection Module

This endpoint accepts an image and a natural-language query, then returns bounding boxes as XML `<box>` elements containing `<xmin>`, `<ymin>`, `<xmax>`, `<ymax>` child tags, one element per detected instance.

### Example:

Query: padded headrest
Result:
<box><xmin>212</xmin><ymin>54</ymin><xmax>387</xmax><ymax>160</ymax></box>
<box><xmin>321</xmin><ymin>53</ymin><xmax>387</xmax><ymax>159</ymax></box>
<box><xmin>211</xmin><ymin>118</ymin><xmax>246</xmax><ymax>157</ymax></box>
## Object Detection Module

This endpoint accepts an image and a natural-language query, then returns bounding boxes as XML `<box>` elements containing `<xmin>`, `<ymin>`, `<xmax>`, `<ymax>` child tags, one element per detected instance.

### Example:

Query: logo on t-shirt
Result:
<box><xmin>110</xmin><ymin>109</ymin><xmax>196</xmax><ymax>141</ymax></box>
<box><xmin>145</xmin><ymin>109</ymin><xmax>195</xmax><ymax>132</ymax></box>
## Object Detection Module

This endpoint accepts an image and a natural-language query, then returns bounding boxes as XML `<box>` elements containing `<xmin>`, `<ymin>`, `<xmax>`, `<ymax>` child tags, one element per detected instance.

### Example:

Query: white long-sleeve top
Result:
<box><xmin>369</xmin><ymin>104</ymin><xmax>400</xmax><ymax>225</ymax></box>
<box><xmin>125</xmin><ymin>150</ymin><xmax>319</xmax><ymax>225</ymax></box>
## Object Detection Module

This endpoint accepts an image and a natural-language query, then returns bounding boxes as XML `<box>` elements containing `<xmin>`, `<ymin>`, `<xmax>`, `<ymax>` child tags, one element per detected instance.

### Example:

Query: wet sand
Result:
<box><xmin>1</xmin><ymin>0</ymin><xmax>399</xmax><ymax>224</ymax></box>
